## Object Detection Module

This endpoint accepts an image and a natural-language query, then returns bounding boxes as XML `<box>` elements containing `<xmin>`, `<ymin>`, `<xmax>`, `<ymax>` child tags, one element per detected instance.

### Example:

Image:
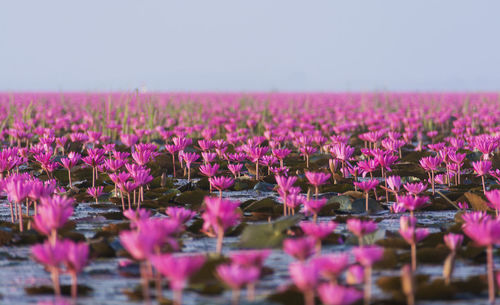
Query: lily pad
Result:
<box><xmin>464</xmin><ymin>192</ymin><xmax>491</xmax><ymax>211</ymax></box>
<box><xmin>239</xmin><ymin>215</ymin><xmax>302</xmax><ymax>248</ymax></box>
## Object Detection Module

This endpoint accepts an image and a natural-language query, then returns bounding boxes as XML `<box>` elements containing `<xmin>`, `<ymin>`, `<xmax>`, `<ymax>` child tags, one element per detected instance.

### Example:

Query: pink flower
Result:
<box><xmin>5</xmin><ymin>176</ymin><xmax>31</xmax><ymax>203</ymax></box>
<box><xmin>318</xmin><ymin>284</ymin><xmax>363</xmax><ymax>305</ymax></box>
<box><xmin>305</xmin><ymin>171</ymin><xmax>331</xmax><ymax>187</ymax></box>
<box><xmin>209</xmin><ymin>176</ymin><xmax>234</xmax><ymax>192</ymax></box>
<box><xmin>216</xmin><ymin>264</ymin><xmax>260</xmax><ymax>290</ymax></box>
<box><xmin>386</xmin><ymin>175</ymin><xmax>402</xmax><ymax>192</ymax></box>
<box><xmin>283</xmin><ymin>237</ymin><xmax>317</xmax><ymax>261</ymax></box>
<box><xmin>472</xmin><ymin>160</ymin><xmax>492</xmax><ymax>176</ymax></box>
<box><xmin>346</xmin><ymin>219</ymin><xmax>377</xmax><ymax>238</ymax></box>
<box><xmin>228</xmin><ymin>163</ymin><xmax>244</xmax><ymax>177</ymax></box>
<box><xmin>123</xmin><ymin>208</ymin><xmax>151</xmax><ymax>228</ymax></box>
<box><xmin>403</xmin><ymin>182</ymin><xmax>427</xmax><ymax>195</ymax></box>
<box><xmin>202</xmin><ymin>197</ymin><xmax>240</xmax><ymax>233</ymax></box>
<box><xmin>397</xmin><ymin>194</ymin><xmax>429</xmax><ymax>212</ymax></box>
<box><xmin>275</xmin><ymin>175</ymin><xmax>297</xmax><ymax>193</ymax></box>
<box><xmin>33</xmin><ymin>197</ymin><xmax>74</xmax><ymax>236</ymax></box>
<box><xmin>302</xmin><ymin>198</ymin><xmax>327</xmax><ymax>217</ymax></box>
<box><xmin>311</xmin><ymin>253</ymin><xmax>349</xmax><ymax>281</ymax></box>
<box><xmin>463</xmin><ymin>218</ymin><xmax>500</xmax><ymax>247</ymax></box>
<box><xmin>151</xmin><ymin>254</ymin><xmax>205</xmax><ymax>291</ymax></box>
<box><xmin>119</xmin><ymin>230</ymin><xmax>156</xmax><ymax>260</ymax></box>
<box><xmin>300</xmin><ymin>221</ymin><xmax>337</xmax><ymax>240</ymax></box>
<box><xmin>353</xmin><ymin>179</ymin><xmax>379</xmax><ymax>192</ymax></box>
<box><xmin>330</xmin><ymin>143</ymin><xmax>355</xmax><ymax>161</ymax></box>
<box><xmin>419</xmin><ymin>156</ymin><xmax>442</xmax><ymax>171</ymax></box>
<box><xmin>461</xmin><ymin>211</ymin><xmax>490</xmax><ymax>224</ymax></box>
<box><xmin>199</xmin><ymin>163</ymin><xmax>219</xmax><ymax>177</ymax></box>
<box><xmin>86</xmin><ymin>186</ymin><xmax>104</xmax><ymax>199</ymax></box>
<box><xmin>352</xmin><ymin>246</ymin><xmax>384</xmax><ymax>266</ymax></box>
<box><xmin>229</xmin><ymin>249</ymin><xmax>271</xmax><ymax>268</ymax></box>
<box><xmin>165</xmin><ymin>206</ymin><xmax>196</xmax><ymax>224</ymax></box>
<box><xmin>399</xmin><ymin>225</ymin><xmax>429</xmax><ymax>244</ymax></box>
<box><xmin>64</xmin><ymin>240</ymin><xmax>89</xmax><ymax>274</ymax></box>
<box><xmin>31</xmin><ymin>239</ymin><xmax>67</xmax><ymax>268</ymax></box>
<box><xmin>289</xmin><ymin>260</ymin><xmax>320</xmax><ymax>292</ymax></box>
<box><xmin>485</xmin><ymin>189</ymin><xmax>500</xmax><ymax>211</ymax></box>
<box><xmin>443</xmin><ymin>233</ymin><xmax>464</xmax><ymax>251</ymax></box>
<box><xmin>182</xmin><ymin>152</ymin><xmax>199</xmax><ymax>168</ymax></box>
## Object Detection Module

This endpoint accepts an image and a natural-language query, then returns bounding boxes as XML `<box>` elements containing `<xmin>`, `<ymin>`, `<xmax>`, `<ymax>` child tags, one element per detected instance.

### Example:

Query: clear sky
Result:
<box><xmin>1</xmin><ymin>0</ymin><xmax>499</xmax><ymax>92</ymax></box>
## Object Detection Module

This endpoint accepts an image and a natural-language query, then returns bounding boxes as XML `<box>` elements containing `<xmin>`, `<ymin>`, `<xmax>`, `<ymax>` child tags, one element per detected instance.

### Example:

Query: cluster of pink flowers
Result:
<box><xmin>1</xmin><ymin>92</ymin><xmax>500</xmax><ymax>304</ymax></box>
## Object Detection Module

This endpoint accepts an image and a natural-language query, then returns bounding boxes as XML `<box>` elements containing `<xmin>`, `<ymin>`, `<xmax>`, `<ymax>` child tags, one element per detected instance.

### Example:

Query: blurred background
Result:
<box><xmin>1</xmin><ymin>0</ymin><xmax>499</xmax><ymax>92</ymax></box>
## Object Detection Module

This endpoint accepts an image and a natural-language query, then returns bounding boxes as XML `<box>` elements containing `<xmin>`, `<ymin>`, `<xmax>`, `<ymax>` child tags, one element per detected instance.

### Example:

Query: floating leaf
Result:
<box><xmin>464</xmin><ymin>192</ymin><xmax>490</xmax><ymax>211</ymax></box>
<box><xmin>239</xmin><ymin>215</ymin><xmax>302</xmax><ymax>248</ymax></box>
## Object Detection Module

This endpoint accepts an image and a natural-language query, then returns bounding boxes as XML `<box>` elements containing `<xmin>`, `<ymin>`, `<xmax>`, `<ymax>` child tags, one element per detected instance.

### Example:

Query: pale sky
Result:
<box><xmin>1</xmin><ymin>0</ymin><xmax>499</xmax><ymax>92</ymax></box>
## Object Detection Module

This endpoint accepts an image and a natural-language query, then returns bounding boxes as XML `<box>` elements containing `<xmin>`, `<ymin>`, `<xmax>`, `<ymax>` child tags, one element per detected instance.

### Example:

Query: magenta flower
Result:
<box><xmin>228</xmin><ymin>163</ymin><xmax>244</xmax><ymax>178</ymax></box>
<box><xmin>312</xmin><ymin>253</ymin><xmax>349</xmax><ymax>282</ymax></box>
<box><xmin>305</xmin><ymin>171</ymin><xmax>331</xmax><ymax>197</ymax></box>
<box><xmin>353</xmin><ymin>179</ymin><xmax>379</xmax><ymax>212</ymax></box>
<box><xmin>209</xmin><ymin>176</ymin><xmax>234</xmax><ymax>197</ymax></box>
<box><xmin>463</xmin><ymin>218</ymin><xmax>500</xmax><ymax>303</ymax></box>
<box><xmin>64</xmin><ymin>240</ymin><xmax>89</xmax><ymax>298</ymax></box>
<box><xmin>165</xmin><ymin>206</ymin><xmax>196</xmax><ymax>224</ymax></box>
<box><xmin>245</xmin><ymin>146</ymin><xmax>268</xmax><ymax>180</ymax></box>
<box><xmin>403</xmin><ymin>182</ymin><xmax>427</xmax><ymax>196</ymax></box>
<box><xmin>131</xmin><ymin>150</ymin><xmax>153</xmax><ymax>167</ymax></box>
<box><xmin>120</xmin><ymin>133</ymin><xmax>139</xmax><ymax>148</ymax></box>
<box><xmin>353</xmin><ymin>245</ymin><xmax>383</xmax><ymax>267</ymax></box>
<box><xmin>472</xmin><ymin>160</ymin><xmax>492</xmax><ymax>194</ymax></box>
<box><xmin>60</xmin><ymin>152</ymin><xmax>81</xmax><ymax>187</ymax></box>
<box><xmin>202</xmin><ymin>196</ymin><xmax>240</xmax><ymax>254</ymax></box>
<box><xmin>33</xmin><ymin>196</ymin><xmax>74</xmax><ymax>242</ymax></box>
<box><xmin>419</xmin><ymin>156</ymin><xmax>442</xmax><ymax>194</ymax></box>
<box><xmin>386</xmin><ymin>175</ymin><xmax>402</xmax><ymax>192</ymax></box>
<box><xmin>151</xmin><ymin>254</ymin><xmax>205</xmax><ymax>303</ymax></box>
<box><xmin>352</xmin><ymin>245</ymin><xmax>383</xmax><ymax>305</ymax></box>
<box><xmin>31</xmin><ymin>239</ymin><xmax>67</xmax><ymax>296</ymax></box>
<box><xmin>230</xmin><ymin>249</ymin><xmax>271</xmax><ymax>268</ymax></box>
<box><xmin>347</xmin><ymin>218</ymin><xmax>377</xmax><ymax>246</ymax></box>
<box><xmin>289</xmin><ymin>260</ymin><xmax>320</xmax><ymax>305</ymax></box>
<box><xmin>399</xmin><ymin>216</ymin><xmax>429</xmax><ymax>271</ymax></box>
<box><xmin>118</xmin><ymin>181</ymin><xmax>139</xmax><ymax>210</ymax></box>
<box><xmin>485</xmin><ymin>189</ymin><xmax>500</xmax><ymax>216</ymax></box>
<box><xmin>5</xmin><ymin>176</ymin><xmax>31</xmax><ymax>231</ymax></box>
<box><xmin>357</xmin><ymin>159</ymin><xmax>378</xmax><ymax>178</ymax></box>
<box><xmin>300</xmin><ymin>221</ymin><xmax>336</xmax><ymax>252</ymax></box>
<box><xmin>86</xmin><ymin>186</ymin><xmax>104</xmax><ymax>204</ymax></box>
<box><xmin>419</xmin><ymin>156</ymin><xmax>442</xmax><ymax>171</ymax></box>
<box><xmin>397</xmin><ymin>194</ymin><xmax>429</xmax><ymax>217</ymax></box>
<box><xmin>276</xmin><ymin>175</ymin><xmax>298</xmax><ymax>216</ymax></box>
<box><xmin>273</xmin><ymin>147</ymin><xmax>291</xmax><ymax>167</ymax></box>
<box><xmin>216</xmin><ymin>264</ymin><xmax>260</xmax><ymax>304</ymax></box>
<box><xmin>181</xmin><ymin>152</ymin><xmax>199</xmax><ymax>181</ymax></box>
<box><xmin>283</xmin><ymin>237</ymin><xmax>316</xmax><ymax>261</ymax></box>
<box><xmin>165</xmin><ymin>144</ymin><xmax>181</xmax><ymax>178</ymax></box>
<box><xmin>119</xmin><ymin>230</ymin><xmax>155</xmax><ymax>261</ymax></box>
<box><xmin>302</xmin><ymin>198</ymin><xmax>327</xmax><ymax>222</ymax></box>
<box><xmin>354</xmin><ymin>179</ymin><xmax>379</xmax><ymax>193</ymax></box>
<box><xmin>461</xmin><ymin>211</ymin><xmax>490</xmax><ymax>224</ymax></box>
<box><xmin>463</xmin><ymin>218</ymin><xmax>500</xmax><ymax>247</ymax></box>
<box><xmin>199</xmin><ymin>163</ymin><xmax>219</xmax><ymax>178</ymax></box>
<box><xmin>443</xmin><ymin>233</ymin><xmax>463</xmax><ymax>252</ymax></box>
<box><xmin>229</xmin><ymin>249</ymin><xmax>270</xmax><ymax>301</ymax></box>
<box><xmin>104</xmin><ymin>158</ymin><xmax>125</xmax><ymax>172</ymax></box>
<box><xmin>318</xmin><ymin>284</ymin><xmax>363</xmax><ymax>305</ymax></box>
<box><xmin>123</xmin><ymin>208</ymin><xmax>151</xmax><ymax>228</ymax></box>
<box><xmin>275</xmin><ymin>175</ymin><xmax>297</xmax><ymax>193</ymax></box>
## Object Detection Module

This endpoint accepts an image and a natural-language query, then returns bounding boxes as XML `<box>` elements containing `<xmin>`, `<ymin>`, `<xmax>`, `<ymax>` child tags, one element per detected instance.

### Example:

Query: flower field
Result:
<box><xmin>0</xmin><ymin>92</ymin><xmax>500</xmax><ymax>305</ymax></box>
